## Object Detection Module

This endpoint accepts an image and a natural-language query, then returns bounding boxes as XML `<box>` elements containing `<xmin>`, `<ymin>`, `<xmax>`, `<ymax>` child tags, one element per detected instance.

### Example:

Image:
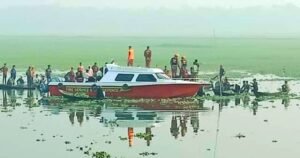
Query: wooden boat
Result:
<box><xmin>254</xmin><ymin>91</ymin><xmax>287</xmax><ymax>97</ymax></box>
<box><xmin>0</xmin><ymin>84</ymin><xmax>36</xmax><ymax>90</ymax></box>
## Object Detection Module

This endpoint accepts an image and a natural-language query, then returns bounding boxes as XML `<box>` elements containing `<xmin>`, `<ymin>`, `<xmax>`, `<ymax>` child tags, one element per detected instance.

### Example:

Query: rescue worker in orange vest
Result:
<box><xmin>144</xmin><ymin>46</ymin><xmax>152</xmax><ymax>68</ymax></box>
<box><xmin>127</xmin><ymin>46</ymin><xmax>135</xmax><ymax>66</ymax></box>
<box><xmin>128</xmin><ymin>127</ymin><xmax>134</xmax><ymax>147</ymax></box>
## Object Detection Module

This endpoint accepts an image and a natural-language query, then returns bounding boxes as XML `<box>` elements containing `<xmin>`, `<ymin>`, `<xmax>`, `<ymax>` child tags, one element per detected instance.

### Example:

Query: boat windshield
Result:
<box><xmin>156</xmin><ymin>73</ymin><xmax>171</xmax><ymax>80</ymax></box>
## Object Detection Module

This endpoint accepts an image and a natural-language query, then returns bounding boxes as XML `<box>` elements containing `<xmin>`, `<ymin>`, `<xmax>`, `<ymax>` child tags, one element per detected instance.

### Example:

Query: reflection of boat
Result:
<box><xmin>49</xmin><ymin>64</ymin><xmax>209</xmax><ymax>99</ymax></box>
<box><xmin>0</xmin><ymin>84</ymin><xmax>36</xmax><ymax>90</ymax></box>
<box><xmin>254</xmin><ymin>91</ymin><xmax>286</xmax><ymax>97</ymax></box>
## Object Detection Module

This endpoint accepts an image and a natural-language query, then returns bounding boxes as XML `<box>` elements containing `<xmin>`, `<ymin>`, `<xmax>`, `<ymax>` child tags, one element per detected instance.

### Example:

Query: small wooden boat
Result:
<box><xmin>254</xmin><ymin>91</ymin><xmax>287</xmax><ymax>97</ymax></box>
<box><xmin>0</xmin><ymin>84</ymin><xmax>36</xmax><ymax>90</ymax></box>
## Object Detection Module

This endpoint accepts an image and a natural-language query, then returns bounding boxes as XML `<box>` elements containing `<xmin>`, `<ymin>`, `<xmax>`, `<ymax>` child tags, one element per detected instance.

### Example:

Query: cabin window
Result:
<box><xmin>156</xmin><ymin>73</ymin><xmax>171</xmax><ymax>80</ymax></box>
<box><xmin>115</xmin><ymin>74</ymin><xmax>134</xmax><ymax>81</ymax></box>
<box><xmin>136</xmin><ymin>74</ymin><xmax>157</xmax><ymax>82</ymax></box>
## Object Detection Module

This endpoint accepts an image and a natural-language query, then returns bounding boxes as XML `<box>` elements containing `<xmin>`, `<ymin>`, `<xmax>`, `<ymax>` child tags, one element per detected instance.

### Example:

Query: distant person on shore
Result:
<box><xmin>127</xmin><ymin>46</ymin><xmax>135</xmax><ymax>66</ymax></box>
<box><xmin>281</xmin><ymin>80</ymin><xmax>290</xmax><ymax>93</ymax></box>
<box><xmin>144</xmin><ymin>46</ymin><xmax>152</xmax><ymax>68</ymax></box>
<box><xmin>10</xmin><ymin>65</ymin><xmax>16</xmax><ymax>85</ymax></box>
<box><xmin>45</xmin><ymin>65</ymin><xmax>52</xmax><ymax>83</ymax></box>
<box><xmin>170</xmin><ymin>54</ymin><xmax>180</xmax><ymax>78</ymax></box>
<box><xmin>92</xmin><ymin>62</ymin><xmax>99</xmax><ymax>77</ymax></box>
<box><xmin>16</xmin><ymin>76</ymin><xmax>25</xmax><ymax>86</ymax></box>
<box><xmin>78</xmin><ymin>62</ymin><xmax>84</xmax><ymax>73</ymax></box>
<box><xmin>0</xmin><ymin>63</ymin><xmax>8</xmax><ymax>84</ymax></box>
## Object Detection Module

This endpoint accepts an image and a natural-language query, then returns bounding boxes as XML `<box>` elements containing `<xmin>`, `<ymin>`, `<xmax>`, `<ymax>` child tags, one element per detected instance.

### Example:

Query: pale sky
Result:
<box><xmin>1</xmin><ymin>0</ymin><xmax>300</xmax><ymax>9</ymax></box>
<box><xmin>1</xmin><ymin>0</ymin><xmax>300</xmax><ymax>37</ymax></box>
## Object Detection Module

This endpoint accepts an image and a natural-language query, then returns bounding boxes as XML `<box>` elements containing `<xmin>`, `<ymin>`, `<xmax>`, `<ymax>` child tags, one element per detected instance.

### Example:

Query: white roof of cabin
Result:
<box><xmin>106</xmin><ymin>64</ymin><xmax>163</xmax><ymax>73</ymax></box>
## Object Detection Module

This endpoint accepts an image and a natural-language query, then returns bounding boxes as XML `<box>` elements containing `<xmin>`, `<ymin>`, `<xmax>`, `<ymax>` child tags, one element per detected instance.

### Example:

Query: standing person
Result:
<box><xmin>78</xmin><ymin>62</ymin><xmax>84</xmax><ymax>73</ymax></box>
<box><xmin>219</xmin><ymin>65</ymin><xmax>225</xmax><ymax>80</ymax></box>
<box><xmin>127</xmin><ymin>46</ymin><xmax>135</xmax><ymax>66</ymax></box>
<box><xmin>144</xmin><ymin>46</ymin><xmax>152</xmax><ymax>68</ymax></box>
<box><xmin>45</xmin><ymin>65</ymin><xmax>52</xmax><ymax>83</ymax></box>
<box><xmin>218</xmin><ymin>65</ymin><xmax>225</xmax><ymax>96</ymax></box>
<box><xmin>26</xmin><ymin>66</ymin><xmax>32</xmax><ymax>87</ymax></box>
<box><xmin>251</xmin><ymin>79</ymin><xmax>258</xmax><ymax>94</ymax></box>
<box><xmin>30</xmin><ymin>67</ymin><xmax>35</xmax><ymax>87</ymax></box>
<box><xmin>282</xmin><ymin>80</ymin><xmax>290</xmax><ymax>93</ymax></box>
<box><xmin>0</xmin><ymin>63</ymin><xmax>8</xmax><ymax>84</ymax></box>
<box><xmin>170</xmin><ymin>54</ymin><xmax>180</xmax><ymax>78</ymax></box>
<box><xmin>10</xmin><ymin>65</ymin><xmax>16</xmax><ymax>85</ymax></box>
<box><xmin>180</xmin><ymin>56</ymin><xmax>188</xmax><ymax>78</ymax></box>
<box><xmin>92</xmin><ymin>62</ymin><xmax>99</xmax><ymax>77</ymax></box>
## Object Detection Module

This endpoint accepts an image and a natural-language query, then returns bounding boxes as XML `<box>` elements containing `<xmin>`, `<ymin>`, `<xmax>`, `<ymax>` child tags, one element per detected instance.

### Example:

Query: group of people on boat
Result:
<box><xmin>167</xmin><ymin>54</ymin><xmax>200</xmax><ymax>80</ymax></box>
<box><xmin>0</xmin><ymin>63</ymin><xmax>49</xmax><ymax>90</ymax></box>
<box><xmin>214</xmin><ymin>65</ymin><xmax>291</xmax><ymax>96</ymax></box>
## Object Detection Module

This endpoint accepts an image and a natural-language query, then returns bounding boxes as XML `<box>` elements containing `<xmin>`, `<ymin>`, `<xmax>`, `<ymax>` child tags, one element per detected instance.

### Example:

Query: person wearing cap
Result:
<box><xmin>0</xmin><ymin>63</ymin><xmax>9</xmax><ymax>84</ymax></box>
<box><xmin>170</xmin><ymin>54</ymin><xmax>180</xmax><ymax>78</ymax></box>
<box><xmin>144</xmin><ymin>46</ymin><xmax>152</xmax><ymax>68</ymax></box>
<box><xmin>127</xmin><ymin>46</ymin><xmax>135</xmax><ymax>66</ymax></box>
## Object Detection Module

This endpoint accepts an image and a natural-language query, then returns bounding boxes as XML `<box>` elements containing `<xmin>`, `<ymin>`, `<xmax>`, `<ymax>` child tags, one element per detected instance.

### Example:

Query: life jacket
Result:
<box><xmin>128</xmin><ymin>48</ymin><xmax>135</xmax><ymax>60</ymax></box>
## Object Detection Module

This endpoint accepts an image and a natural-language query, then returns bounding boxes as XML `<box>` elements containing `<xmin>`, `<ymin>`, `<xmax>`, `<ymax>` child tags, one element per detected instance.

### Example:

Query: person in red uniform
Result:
<box><xmin>127</xmin><ymin>46</ymin><xmax>135</xmax><ymax>66</ymax></box>
<box><xmin>144</xmin><ymin>46</ymin><xmax>152</xmax><ymax>68</ymax></box>
<box><xmin>0</xmin><ymin>63</ymin><xmax>9</xmax><ymax>84</ymax></box>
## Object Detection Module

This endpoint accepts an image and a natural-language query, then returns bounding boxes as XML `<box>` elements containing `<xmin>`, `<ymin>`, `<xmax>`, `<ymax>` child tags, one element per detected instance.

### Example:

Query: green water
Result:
<box><xmin>0</xmin><ymin>36</ymin><xmax>299</xmax><ymax>77</ymax></box>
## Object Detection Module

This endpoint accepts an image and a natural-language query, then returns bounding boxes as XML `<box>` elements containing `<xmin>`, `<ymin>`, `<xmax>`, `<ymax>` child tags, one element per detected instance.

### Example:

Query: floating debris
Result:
<box><xmin>139</xmin><ymin>152</ymin><xmax>158</xmax><ymax>157</ymax></box>
<box><xmin>264</xmin><ymin>120</ymin><xmax>268</xmax><ymax>122</ymax></box>
<box><xmin>235</xmin><ymin>133</ymin><xmax>246</xmax><ymax>139</ymax></box>
<box><xmin>272</xmin><ymin>140</ymin><xmax>278</xmax><ymax>143</ymax></box>
<box><xmin>118</xmin><ymin>136</ymin><xmax>128</xmax><ymax>141</ymax></box>
<box><xmin>66</xmin><ymin>149</ymin><xmax>73</xmax><ymax>152</ymax></box>
<box><xmin>92</xmin><ymin>151</ymin><xmax>111</xmax><ymax>158</ymax></box>
<box><xmin>20</xmin><ymin>126</ymin><xmax>28</xmax><ymax>130</ymax></box>
<box><xmin>105</xmin><ymin>141</ymin><xmax>112</xmax><ymax>144</ymax></box>
<box><xmin>64</xmin><ymin>141</ymin><xmax>71</xmax><ymax>145</ymax></box>
<box><xmin>135</xmin><ymin>133</ymin><xmax>154</xmax><ymax>139</ymax></box>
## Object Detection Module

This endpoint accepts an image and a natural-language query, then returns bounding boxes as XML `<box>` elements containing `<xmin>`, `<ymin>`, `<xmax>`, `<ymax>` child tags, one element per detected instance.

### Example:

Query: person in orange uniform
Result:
<box><xmin>144</xmin><ymin>46</ymin><xmax>152</xmax><ymax>68</ymax></box>
<box><xmin>128</xmin><ymin>127</ymin><xmax>134</xmax><ymax>147</ymax></box>
<box><xmin>127</xmin><ymin>46</ymin><xmax>135</xmax><ymax>66</ymax></box>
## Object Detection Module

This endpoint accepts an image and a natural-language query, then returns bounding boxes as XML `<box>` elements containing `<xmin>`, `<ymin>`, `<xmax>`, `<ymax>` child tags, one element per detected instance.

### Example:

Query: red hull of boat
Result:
<box><xmin>49</xmin><ymin>84</ymin><xmax>203</xmax><ymax>99</ymax></box>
